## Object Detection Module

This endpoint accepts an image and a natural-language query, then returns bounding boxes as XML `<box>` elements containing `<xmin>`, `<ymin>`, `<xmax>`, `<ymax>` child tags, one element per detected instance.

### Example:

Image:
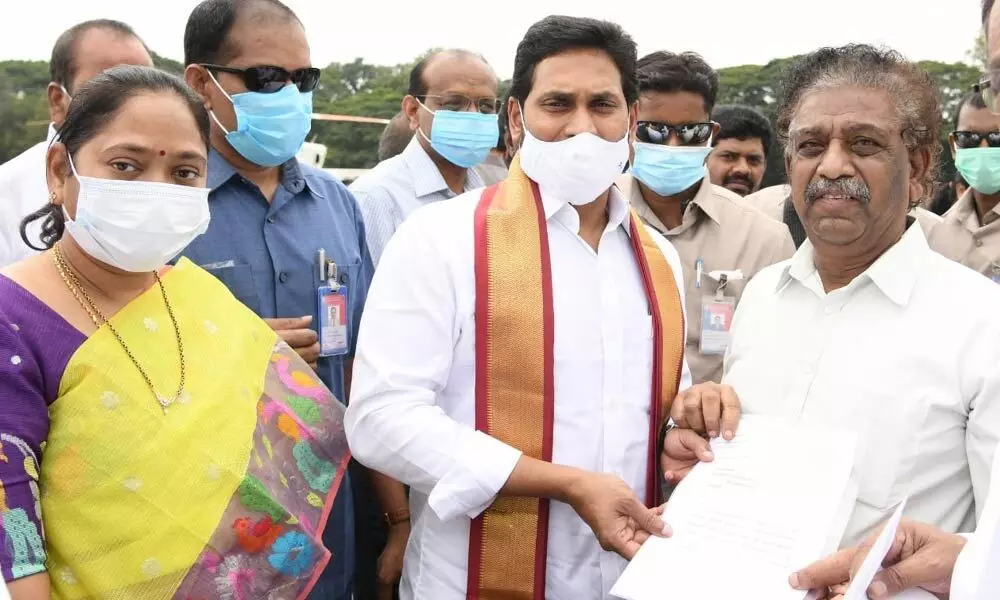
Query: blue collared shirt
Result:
<box><xmin>180</xmin><ymin>150</ymin><xmax>373</xmax><ymax>598</ymax></box>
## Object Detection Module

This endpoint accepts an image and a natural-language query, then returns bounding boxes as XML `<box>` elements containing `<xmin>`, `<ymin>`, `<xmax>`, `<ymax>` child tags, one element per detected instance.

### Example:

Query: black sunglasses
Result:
<box><xmin>953</xmin><ymin>130</ymin><xmax>1000</xmax><ymax>149</ymax></box>
<box><xmin>636</xmin><ymin>121</ymin><xmax>715</xmax><ymax>146</ymax></box>
<box><xmin>201</xmin><ymin>64</ymin><xmax>321</xmax><ymax>94</ymax></box>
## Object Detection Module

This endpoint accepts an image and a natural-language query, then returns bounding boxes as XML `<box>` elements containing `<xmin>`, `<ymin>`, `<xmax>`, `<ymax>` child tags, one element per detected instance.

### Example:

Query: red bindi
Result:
<box><xmin>159</xmin><ymin>150</ymin><xmax>166</xmax><ymax>156</ymax></box>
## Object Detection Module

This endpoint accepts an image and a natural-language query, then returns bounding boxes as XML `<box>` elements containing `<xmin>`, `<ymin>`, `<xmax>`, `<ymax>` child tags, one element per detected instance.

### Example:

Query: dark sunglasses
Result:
<box><xmin>953</xmin><ymin>130</ymin><xmax>1000</xmax><ymax>149</ymax></box>
<box><xmin>636</xmin><ymin>121</ymin><xmax>715</xmax><ymax>146</ymax></box>
<box><xmin>200</xmin><ymin>63</ymin><xmax>321</xmax><ymax>93</ymax></box>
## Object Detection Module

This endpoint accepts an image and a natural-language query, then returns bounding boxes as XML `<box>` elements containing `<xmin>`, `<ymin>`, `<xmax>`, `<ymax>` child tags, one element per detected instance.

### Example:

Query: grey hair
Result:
<box><xmin>776</xmin><ymin>45</ymin><xmax>941</xmax><ymax>200</ymax></box>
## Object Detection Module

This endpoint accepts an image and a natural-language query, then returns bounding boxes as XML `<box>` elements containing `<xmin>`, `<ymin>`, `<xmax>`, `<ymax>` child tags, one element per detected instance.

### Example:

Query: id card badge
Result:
<box><xmin>990</xmin><ymin>264</ymin><xmax>1000</xmax><ymax>284</ymax></box>
<box><xmin>317</xmin><ymin>284</ymin><xmax>350</xmax><ymax>357</ymax></box>
<box><xmin>699</xmin><ymin>294</ymin><xmax>735</xmax><ymax>355</ymax></box>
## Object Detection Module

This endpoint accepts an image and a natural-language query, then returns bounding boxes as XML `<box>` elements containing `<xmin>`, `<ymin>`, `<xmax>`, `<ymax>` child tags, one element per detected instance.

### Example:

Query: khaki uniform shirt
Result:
<box><xmin>928</xmin><ymin>189</ymin><xmax>1000</xmax><ymax>280</ymax></box>
<box><xmin>619</xmin><ymin>175</ymin><xmax>795</xmax><ymax>383</ymax></box>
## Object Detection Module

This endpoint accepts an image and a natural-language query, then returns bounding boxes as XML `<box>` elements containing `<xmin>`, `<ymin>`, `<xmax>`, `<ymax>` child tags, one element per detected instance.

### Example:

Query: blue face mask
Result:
<box><xmin>209</xmin><ymin>74</ymin><xmax>313</xmax><ymax>167</ymax></box>
<box><xmin>955</xmin><ymin>146</ymin><xmax>1000</xmax><ymax>195</ymax></box>
<box><xmin>417</xmin><ymin>101</ymin><xmax>499</xmax><ymax>168</ymax></box>
<box><xmin>631</xmin><ymin>141</ymin><xmax>712</xmax><ymax>197</ymax></box>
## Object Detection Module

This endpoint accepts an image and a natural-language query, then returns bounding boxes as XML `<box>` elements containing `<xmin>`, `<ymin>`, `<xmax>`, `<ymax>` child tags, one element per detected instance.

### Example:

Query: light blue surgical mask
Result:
<box><xmin>417</xmin><ymin>100</ymin><xmax>499</xmax><ymax>168</ymax></box>
<box><xmin>955</xmin><ymin>147</ymin><xmax>1000</xmax><ymax>195</ymax></box>
<box><xmin>631</xmin><ymin>141</ymin><xmax>712</xmax><ymax>197</ymax></box>
<box><xmin>208</xmin><ymin>73</ymin><xmax>313</xmax><ymax>167</ymax></box>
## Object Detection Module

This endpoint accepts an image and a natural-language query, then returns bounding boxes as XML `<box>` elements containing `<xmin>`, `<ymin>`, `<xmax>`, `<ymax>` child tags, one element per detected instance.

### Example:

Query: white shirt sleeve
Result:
<box><xmin>965</xmin><ymin>341</ymin><xmax>1000</xmax><ymax>522</ymax></box>
<box><xmin>345</xmin><ymin>204</ymin><xmax>523</xmax><ymax>522</ymax></box>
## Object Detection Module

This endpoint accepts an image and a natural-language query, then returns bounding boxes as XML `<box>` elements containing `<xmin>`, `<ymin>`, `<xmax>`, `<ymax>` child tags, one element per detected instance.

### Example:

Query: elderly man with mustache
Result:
<box><xmin>663</xmin><ymin>44</ymin><xmax>1000</xmax><ymax>555</ymax></box>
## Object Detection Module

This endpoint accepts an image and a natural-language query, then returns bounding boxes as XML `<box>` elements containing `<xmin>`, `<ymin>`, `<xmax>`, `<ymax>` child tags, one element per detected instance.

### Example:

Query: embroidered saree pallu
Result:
<box><xmin>40</xmin><ymin>259</ymin><xmax>350</xmax><ymax>600</ymax></box>
<box><xmin>467</xmin><ymin>158</ymin><xmax>685</xmax><ymax>600</ymax></box>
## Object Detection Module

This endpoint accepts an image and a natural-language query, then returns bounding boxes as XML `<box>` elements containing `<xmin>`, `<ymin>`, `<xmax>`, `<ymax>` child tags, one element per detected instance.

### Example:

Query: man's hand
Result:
<box><xmin>566</xmin><ymin>472</ymin><xmax>672</xmax><ymax>560</ymax></box>
<box><xmin>789</xmin><ymin>519</ymin><xmax>967</xmax><ymax>599</ymax></box>
<box><xmin>265</xmin><ymin>316</ymin><xmax>320</xmax><ymax>370</ymax></box>
<box><xmin>670</xmin><ymin>383</ymin><xmax>740</xmax><ymax>439</ymax></box>
<box><xmin>377</xmin><ymin>521</ymin><xmax>409</xmax><ymax>600</ymax></box>
<box><xmin>660</xmin><ymin>427</ymin><xmax>715</xmax><ymax>485</ymax></box>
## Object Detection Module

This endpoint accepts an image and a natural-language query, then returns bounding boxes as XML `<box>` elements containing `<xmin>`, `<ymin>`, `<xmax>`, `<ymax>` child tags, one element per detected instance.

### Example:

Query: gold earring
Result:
<box><xmin>49</xmin><ymin>191</ymin><xmax>56</xmax><ymax>202</ymax></box>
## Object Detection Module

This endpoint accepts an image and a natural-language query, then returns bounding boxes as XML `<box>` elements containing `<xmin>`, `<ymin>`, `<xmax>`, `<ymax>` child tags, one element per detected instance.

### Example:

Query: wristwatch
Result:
<box><xmin>384</xmin><ymin>508</ymin><xmax>410</xmax><ymax>527</ymax></box>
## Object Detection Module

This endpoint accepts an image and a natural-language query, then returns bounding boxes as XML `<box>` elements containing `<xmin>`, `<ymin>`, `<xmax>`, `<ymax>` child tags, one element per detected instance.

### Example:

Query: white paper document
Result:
<box><xmin>843</xmin><ymin>498</ymin><xmax>908</xmax><ymax>600</ymax></box>
<box><xmin>611</xmin><ymin>415</ymin><xmax>857</xmax><ymax>600</ymax></box>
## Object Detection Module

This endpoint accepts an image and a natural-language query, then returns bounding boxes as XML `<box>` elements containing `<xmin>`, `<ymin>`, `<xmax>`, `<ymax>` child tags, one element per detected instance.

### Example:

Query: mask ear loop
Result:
<box><xmin>414</xmin><ymin>98</ymin><xmax>437</xmax><ymax>145</ymax></box>
<box><xmin>205</xmin><ymin>69</ymin><xmax>235</xmax><ymax>135</ymax></box>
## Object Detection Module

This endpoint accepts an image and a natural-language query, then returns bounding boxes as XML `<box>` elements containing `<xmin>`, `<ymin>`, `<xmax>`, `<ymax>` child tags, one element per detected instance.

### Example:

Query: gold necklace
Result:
<box><xmin>52</xmin><ymin>244</ymin><xmax>186</xmax><ymax>413</ymax></box>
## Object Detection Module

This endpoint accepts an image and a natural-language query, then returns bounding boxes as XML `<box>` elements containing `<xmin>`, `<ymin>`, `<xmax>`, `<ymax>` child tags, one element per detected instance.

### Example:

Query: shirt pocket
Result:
<box><xmin>623</xmin><ymin>314</ymin><xmax>654</xmax><ymax>413</ymax></box>
<box><xmin>333</xmin><ymin>259</ymin><xmax>362</xmax><ymax>343</ymax></box>
<box><xmin>201</xmin><ymin>262</ymin><xmax>262</xmax><ymax>315</ymax></box>
<box><xmin>851</xmin><ymin>382</ymin><xmax>930</xmax><ymax>511</ymax></box>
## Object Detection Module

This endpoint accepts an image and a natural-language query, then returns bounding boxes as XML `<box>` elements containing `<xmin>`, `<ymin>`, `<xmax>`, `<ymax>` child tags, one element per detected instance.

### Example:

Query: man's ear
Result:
<box><xmin>46</xmin><ymin>82</ymin><xmax>70</xmax><ymax>126</ymax></box>
<box><xmin>402</xmin><ymin>95</ymin><xmax>421</xmax><ymax>132</ymax></box>
<box><xmin>184</xmin><ymin>64</ymin><xmax>214</xmax><ymax>110</ymax></box>
<box><xmin>908</xmin><ymin>146</ymin><xmax>932</xmax><ymax>207</ymax></box>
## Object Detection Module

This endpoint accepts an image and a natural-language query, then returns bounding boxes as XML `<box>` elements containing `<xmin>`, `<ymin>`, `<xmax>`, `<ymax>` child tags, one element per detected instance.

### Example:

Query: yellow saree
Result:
<box><xmin>40</xmin><ymin>258</ymin><xmax>349</xmax><ymax>600</ymax></box>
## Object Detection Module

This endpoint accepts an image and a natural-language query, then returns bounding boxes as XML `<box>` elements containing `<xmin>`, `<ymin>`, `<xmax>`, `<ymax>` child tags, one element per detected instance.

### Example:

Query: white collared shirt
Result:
<box><xmin>724</xmin><ymin>224</ymin><xmax>1000</xmax><ymax>546</ymax></box>
<box><xmin>0</xmin><ymin>125</ymin><xmax>57</xmax><ymax>267</ymax></box>
<box><xmin>346</xmin><ymin>184</ymin><xmax>691</xmax><ymax>600</ymax></box>
<box><xmin>349</xmin><ymin>137</ymin><xmax>485</xmax><ymax>267</ymax></box>
<box><xmin>951</xmin><ymin>441</ymin><xmax>1000</xmax><ymax>599</ymax></box>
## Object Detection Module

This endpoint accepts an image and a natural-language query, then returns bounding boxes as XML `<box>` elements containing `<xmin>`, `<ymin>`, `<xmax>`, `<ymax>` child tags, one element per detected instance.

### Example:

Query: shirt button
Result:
<box><xmin>279</xmin><ymin>272</ymin><xmax>289</xmax><ymax>283</ymax></box>
<box><xmin>267</xmin><ymin>215</ymin><xmax>276</xmax><ymax>224</ymax></box>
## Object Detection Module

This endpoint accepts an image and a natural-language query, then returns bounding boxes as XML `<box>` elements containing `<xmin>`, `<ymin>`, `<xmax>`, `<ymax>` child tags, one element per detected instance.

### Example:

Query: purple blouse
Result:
<box><xmin>0</xmin><ymin>275</ymin><xmax>86</xmax><ymax>582</ymax></box>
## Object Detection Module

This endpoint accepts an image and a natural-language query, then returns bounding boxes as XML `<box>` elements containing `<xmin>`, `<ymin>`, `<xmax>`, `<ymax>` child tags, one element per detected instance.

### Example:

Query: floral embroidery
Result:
<box><xmin>261</xmin><ymin>435</ymin><xmax>274</xmax><ymax>459</ymax></box>
<box><xmin>204</xmin><ymin>320</ymin><xmax>219</xmax><ymax>335</ymax></box>
<box><xmin>260</xmin><ymin>398</ymin><xmax>315</xmax><ymax>443</ymax></box>
<box><xmin>141</xmin><ymin>557</ymin><xmax>163</xmax><ymax>578</ymax></box>
<box><xmin>101</xmin><ymin>391</ymin><xmax>121</xmax><ymax>410</ymax></box>
<box><xmin>284</xmin><ymin>395</ymin><xmax>322</xmax><ymax>426</ymax></box>
<box><xmin>1</xmin><ymin>509</ymin><xmax>46</xmax><ymax>579</ymax></box>
<box><xmin>292</xmin><ymin>440</ymin><xmax>335</xmax><ymax>492</ymax></box>
<box><xmin>276</xmin><ymin>414</ymin><xmax>300</xmax><ymax>441</ymax></box>
<box><xmin>143</xmin><ymin>317</ymin><xmax>158</xmax><ymax>332</ymax></box>
<box><xmin>215</xmin><ymin>555</ymin><xmax>256</xmax><ymax>600</ymax></box>
<box><xmin>123</xmin><ymin>477</ymin><xmax>143</xmax><ymax>493</ymax></box>
<box><xmin>271</xmin><ymin>354</ymin><xmax>329</xmax><ymax>403</ymax></box>
<box><xmin>206</xmin><ymin>463</ymin><xmax>222</xmax><ymax>481</ymax></box>
<box><xmin>10</xmin><ymin>355</ymin><xmax>21</xmax><ymax>366</ymax></box>
<box><xmin>58</xmin><ymin>566</ymin><xmax>77</xmax><ymax>585</ymax></box>
<box><xmin>200</xmin><ymin>549</ymin><xmax>222</xmax><ymax>574</ymax></box>
<box><xmin>305</xmin><ymin>493</ymin><xmax>323</xmax><ymax>508</ymax></box>
<box><xmin>232</xmin><ymin>515</ymin><xmax>283</xmax><ymax>553</ymax></box>
<box><xmin>237</xmin><ymin>475</ymin><xmax>285</xmax><ymax>521</ymax></box>
<box><xmin>177</xmin><ymin>389</ymin><xmax>192</xmax><ymax>405</ymax></box>
<box><xmin>267</xmin><ymin>531</ymin><xmax>314</xmax><ymax>577</ymax></box>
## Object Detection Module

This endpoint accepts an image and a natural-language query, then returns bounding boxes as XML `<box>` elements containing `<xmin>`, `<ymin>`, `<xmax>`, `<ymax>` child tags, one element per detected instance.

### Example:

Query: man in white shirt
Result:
<box><xmin>346</xmin><ymin>15</ymin><xmax>737</xmax><ymax>600</ymax></box>
<box><xmin>349</xmin><ymin>49</ymin><xmax>502</xmax><ymax>267</ymax></box>
<box><xmin>0</xmin><ymin>19</ymin><xmax>151</xmax><ymax>266</ymax></box>
<box><xmin>665</xmin><ymin>44</ymin><xmax>1000</xmax><ymax>549</ymax></box>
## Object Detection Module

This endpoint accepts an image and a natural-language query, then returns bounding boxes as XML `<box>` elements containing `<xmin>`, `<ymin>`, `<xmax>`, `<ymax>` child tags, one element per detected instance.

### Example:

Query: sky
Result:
<box><xmin>0</xmin><ymin>0</ymin><xmax>986</xmax><ymax>77</ymax></box>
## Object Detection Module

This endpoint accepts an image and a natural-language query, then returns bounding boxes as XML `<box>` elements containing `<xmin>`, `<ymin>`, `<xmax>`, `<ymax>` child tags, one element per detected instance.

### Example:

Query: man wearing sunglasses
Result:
<box><xmin>617</xmin><ymin>51</ymin><xmax>794</xmax><ymax>384</ymax></box>
<box><xmin>350</xmin><ymin>50</ymin><xmax>503</xmax><ymax>267</ymax></box>
<box><xmin>929</xmin><ymin>90</ymin><xmax>1000</xmax><ymax>282</ymax></box>
<box><xmin>177</xmin><ymin>2</ymin><xmax>378</xmax><ymax>600</ymax></box>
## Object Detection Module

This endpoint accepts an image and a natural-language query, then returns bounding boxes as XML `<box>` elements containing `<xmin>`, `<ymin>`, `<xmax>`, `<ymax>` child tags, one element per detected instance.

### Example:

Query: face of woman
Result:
<box><xmin>48</xmin><ymin>92</ymin><xmax>209</xmax><ymax>220</ymax></box>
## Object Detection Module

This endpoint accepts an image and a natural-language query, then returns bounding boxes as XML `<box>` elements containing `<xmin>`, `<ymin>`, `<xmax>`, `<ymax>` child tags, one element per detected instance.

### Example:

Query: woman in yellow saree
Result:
<box><xmin>0</xmin><ymin>66</ymin><xmax>349</xmax><ymax>599</ymax></box>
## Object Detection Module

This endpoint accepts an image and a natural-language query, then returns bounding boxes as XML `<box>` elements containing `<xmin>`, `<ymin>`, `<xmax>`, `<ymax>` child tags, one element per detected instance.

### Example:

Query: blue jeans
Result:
<box><xmin>308</xmin><ymin>471</ymin><xmax>355</xmax><ymax>600</ymax></box>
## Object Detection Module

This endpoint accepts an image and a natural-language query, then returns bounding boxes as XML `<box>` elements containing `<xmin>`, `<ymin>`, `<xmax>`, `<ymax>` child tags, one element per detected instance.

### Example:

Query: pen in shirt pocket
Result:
<box><xmin>695</xmin><ymin>258</ymin><xmax>703</xmax><ymax>289</ymax></box>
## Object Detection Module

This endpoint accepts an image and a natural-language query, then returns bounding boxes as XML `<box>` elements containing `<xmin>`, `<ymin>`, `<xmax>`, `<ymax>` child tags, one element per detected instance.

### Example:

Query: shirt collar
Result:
<box><xmin>401</xmin><ymin>136</ymin><xmax>480</xmax><ymax>198</ymax></box>
<box><xmin>46</xmin><ymin>123</ymin><xmax>57</xmax><ymax>144</ymax></box>
<box><xmin>776</xmin><ymin>220</ymin><xmax>929</xmax><ymax>306</ymax></box>
<box><xmin>206</xmin><ymin>149</ymin><xmax>308</xmax><ymax>194</ymax></box>
<box><xmin>617</xmin><ymin>173</ymin><xmax>718</xmax><ymax>231</ymax></box>
<box><xmin>951</xmin><ymin>187</ymin><xmax>1000</xmax><ymax>230</ymax></box>
<box><xmin>539</xmin><ymin>180</ymin><xmax>631</xmax><ymax>236</ymax></box>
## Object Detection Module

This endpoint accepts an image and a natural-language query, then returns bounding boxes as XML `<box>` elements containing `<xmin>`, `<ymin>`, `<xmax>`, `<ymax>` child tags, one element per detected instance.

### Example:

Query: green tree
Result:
<box><xmin>967</xmin><ymin>31</ymin><xmax>988</xmax><ymax>71</ymax></box>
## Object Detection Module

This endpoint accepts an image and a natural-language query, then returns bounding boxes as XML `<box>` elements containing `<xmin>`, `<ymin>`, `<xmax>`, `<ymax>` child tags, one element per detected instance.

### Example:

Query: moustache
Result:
<box><xmin>805</xmin><ymin>178</ymin><xmax>871</xmax><ymax>205</ymax></box>
<box><xmin>724</xmin><ymin>173</ymin><xmax>753</xmax><ymax>185</ymax></box>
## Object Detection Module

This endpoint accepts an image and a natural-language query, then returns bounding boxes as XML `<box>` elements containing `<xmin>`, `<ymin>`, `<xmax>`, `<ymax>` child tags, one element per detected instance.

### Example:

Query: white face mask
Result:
<box><xmin>518</xmin><ymin>108</ymin><xmax>630</xmax><ymax>206</ymax></box>
<box><xmin>62</xmin><ymin>154</ymin><xmax>211</xmax><ymax>272</ymax></box>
